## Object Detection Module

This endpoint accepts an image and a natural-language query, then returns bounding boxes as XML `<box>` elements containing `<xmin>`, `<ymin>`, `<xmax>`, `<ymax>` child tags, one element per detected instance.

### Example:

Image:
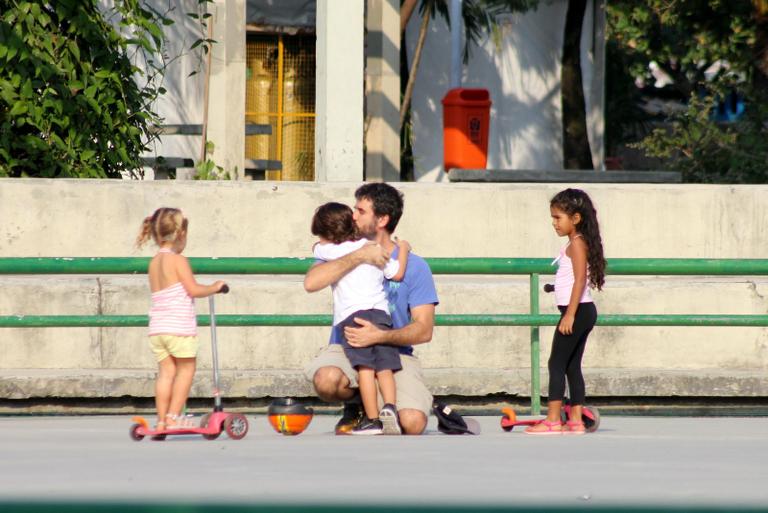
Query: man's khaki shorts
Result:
<box><xmin>149</xmin><ymin>334</ymin><xmax>199</xmax><ymax>362</ymax></box>
<box><xmin>304</xmin><ymin>344</ymin><xmax>432</xmax><ymax>416</ymax></box>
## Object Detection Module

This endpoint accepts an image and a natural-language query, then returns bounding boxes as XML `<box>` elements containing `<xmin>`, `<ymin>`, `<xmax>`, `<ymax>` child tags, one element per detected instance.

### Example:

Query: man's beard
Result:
<box><xmin>356</xmin><ymin>221</ymin><xmax>377</xmax><ymax>239</ymax></box>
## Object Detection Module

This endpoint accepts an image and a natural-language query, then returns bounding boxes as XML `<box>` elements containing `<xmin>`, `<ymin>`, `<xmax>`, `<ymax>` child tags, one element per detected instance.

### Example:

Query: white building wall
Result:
<box><xmin>138</xmin><ymin>0</ymin><xmax>207</xmax><ymax>176</ymax></box>
<box><xmin>406</xmin><ymin>0</ymin><xmax>603</xmax><ymax>182</ymax></box>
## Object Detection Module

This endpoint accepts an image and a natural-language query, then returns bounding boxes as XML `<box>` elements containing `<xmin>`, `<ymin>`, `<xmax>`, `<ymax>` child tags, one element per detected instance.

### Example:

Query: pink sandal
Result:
<box><xmin>564</xmin><ymin>420</ymin><xmax>586</xmax><ymax>435</ymax></box>
<box><xmin>524</xmin><ymin>420</ymin><xmax>563</xmax><ymax>436</ymax></box>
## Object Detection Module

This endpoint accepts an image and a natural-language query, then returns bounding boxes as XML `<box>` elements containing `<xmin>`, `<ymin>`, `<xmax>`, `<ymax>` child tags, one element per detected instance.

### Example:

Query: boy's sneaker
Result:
<box><xmin>334</xmin><ymin>398</ymin><xmax>363</xmax><ymax>435</ymax></box>
<box><xmin>350</xmin><ymin>416</ymin><xmax>383</xmax><ymax>435</ymax></box>
<box><xmin>379</xmin><ymin>403</ymin><xmax>402</xmax><ymax>435</ymax></box>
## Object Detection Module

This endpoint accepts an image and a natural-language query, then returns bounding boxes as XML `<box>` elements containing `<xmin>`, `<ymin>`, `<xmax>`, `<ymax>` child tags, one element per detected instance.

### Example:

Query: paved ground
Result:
<box><xmin>0</xmin><ymin>414</ymin><xmax>766</xmax><ymax>509</ymax></box>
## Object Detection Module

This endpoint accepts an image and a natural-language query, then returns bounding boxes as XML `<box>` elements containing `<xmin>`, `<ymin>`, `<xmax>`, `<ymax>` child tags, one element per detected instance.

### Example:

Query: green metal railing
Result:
<box><xmin>2</xmin><ymin>257</ymin><xmax>768</xmax><ymax>415</ymax></box>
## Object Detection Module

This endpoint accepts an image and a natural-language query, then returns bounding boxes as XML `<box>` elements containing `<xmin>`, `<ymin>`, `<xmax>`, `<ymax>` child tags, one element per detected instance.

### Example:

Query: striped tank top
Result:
<box><xmin>552</xmin><ymin>240</ymin><xmax>593</xmax><ymax>307</ymax></box>
<box><xmin>148</xmin><ymin>251</ymin><xmax>197</xmax><ymax>336</ymax></box>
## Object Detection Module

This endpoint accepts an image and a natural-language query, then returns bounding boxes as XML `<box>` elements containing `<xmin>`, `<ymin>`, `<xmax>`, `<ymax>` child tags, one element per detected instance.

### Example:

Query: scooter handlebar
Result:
<box><xmin>543</xmin><ymin>283</ymin><xmax>555</xmax><ymax>293</ymax></box>
<box><xmin>219</xmin><ymin>284</ymin><xmax>230</xmax><ymax>294</ymax></box>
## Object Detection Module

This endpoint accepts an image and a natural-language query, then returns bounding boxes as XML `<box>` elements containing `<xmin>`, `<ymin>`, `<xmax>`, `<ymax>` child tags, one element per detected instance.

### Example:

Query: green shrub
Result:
<box><xmin>0</xmin><ymin>0</ymin><xmax>169</xmax><ymax>177</ymax></box>
<box><xmin>638</xmin><ymin>92</ymin><xmax>768</xmax><ymax>183</ymax></box>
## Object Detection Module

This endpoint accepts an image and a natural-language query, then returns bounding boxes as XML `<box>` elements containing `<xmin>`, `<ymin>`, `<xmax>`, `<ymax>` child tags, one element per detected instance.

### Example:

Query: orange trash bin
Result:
<box><xmin>442</xmin><ymin>88</ymin><xmax>491</xmax><ymax>171</ymax></box>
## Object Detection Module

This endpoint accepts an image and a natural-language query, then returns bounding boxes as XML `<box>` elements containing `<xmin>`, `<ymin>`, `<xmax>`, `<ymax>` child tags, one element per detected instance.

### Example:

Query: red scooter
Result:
<box><xmin>500</xmin><ymin>402</ymin><xmax>600</xmax><ymax>433</ymax></box>
<box><xmin>130</xmin><ymin>285</ymin><xmax>248</xmax><ymax>441</ymax></box>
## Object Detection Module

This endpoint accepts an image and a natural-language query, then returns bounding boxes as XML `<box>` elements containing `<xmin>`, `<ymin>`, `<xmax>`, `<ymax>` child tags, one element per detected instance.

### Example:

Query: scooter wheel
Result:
<box><xmin>129</xmin><ymin>423</ymin><xmax>145</xmax><ymax>441</ymax></box>
<box><xmin>200</xmin><ymin>413</ymin><xmax>221</xmax><ymax>440</ymax></box>
<box><xmin>563</xmin><ymin>403</ymin><xmax>601</xmax><ymax>433</ymax></box>
<box><xmin>583</xmin><ymin>406</ymin><xmax>601</xmax><ymax>433</ymax></box>
<box><xmin>224</xmin><ymin>413</ymin><xmax>249</xmax><ymax>440</ymax></box>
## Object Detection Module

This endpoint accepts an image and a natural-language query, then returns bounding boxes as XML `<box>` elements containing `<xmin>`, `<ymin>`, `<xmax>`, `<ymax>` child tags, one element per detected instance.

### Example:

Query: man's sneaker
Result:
<box><xmin>379</xmin><ymin>403</ymin><xmax>402</xmax><ymax>435</ymax></box>
<box><xmin>350</xmin><ymin>416</ymin><xmax>383</xmax><ymax>435</ymax></box>
<box><xmin>334</xmin><ymin>400</ymin><xmax>363</xmax><ymax>435</ymax></box>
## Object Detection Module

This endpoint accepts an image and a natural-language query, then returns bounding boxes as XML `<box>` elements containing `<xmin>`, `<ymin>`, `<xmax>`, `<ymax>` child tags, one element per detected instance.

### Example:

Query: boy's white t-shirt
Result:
<box><xmin>313</xmin><ymin>239</ymin><xmax>399</xmax><ymax>326</ymax></box>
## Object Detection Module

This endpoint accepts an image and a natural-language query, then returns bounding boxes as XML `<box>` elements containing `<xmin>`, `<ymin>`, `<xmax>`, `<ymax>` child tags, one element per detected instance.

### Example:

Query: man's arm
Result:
<box><xmin>344</xmin><ymin>303</ymin><xmax>435</xmax><ymax>348</ymax></box>
<box><xmin>303</xmin><ymin>243</ymin><xmax>390</xmax><ymax>293</ymax></box>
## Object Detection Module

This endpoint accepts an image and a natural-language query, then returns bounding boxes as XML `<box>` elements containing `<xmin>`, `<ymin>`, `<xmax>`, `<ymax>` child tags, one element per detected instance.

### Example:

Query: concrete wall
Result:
<box><xmin>1</xmin><ymin>179</ymin><xmax>767</xmax><ymax>400</ymax></box>
<box><xmin>130</xmin><ymin>0</ymin><xmax>205</xmax><ymax>178</ymax></box>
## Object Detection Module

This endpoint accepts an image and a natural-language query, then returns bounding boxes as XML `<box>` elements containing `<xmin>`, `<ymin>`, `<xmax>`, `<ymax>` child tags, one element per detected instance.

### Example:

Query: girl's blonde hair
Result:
<box><xmin>136</xmin><ymin>207</ymin><xmax>188</xmax><ymax>248</ymax></box>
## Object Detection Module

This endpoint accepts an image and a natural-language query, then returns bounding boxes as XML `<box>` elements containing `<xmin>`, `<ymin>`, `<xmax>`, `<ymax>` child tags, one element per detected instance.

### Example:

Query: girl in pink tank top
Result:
<box><xmin>136</xmin><ymin>207</ymin><xmax>227</xmax><ymax>431</ymax></box>
<box><xmin>526</xmin><ymin>189</ymin><xmax>606</xmax><ymax>436</ymax></box>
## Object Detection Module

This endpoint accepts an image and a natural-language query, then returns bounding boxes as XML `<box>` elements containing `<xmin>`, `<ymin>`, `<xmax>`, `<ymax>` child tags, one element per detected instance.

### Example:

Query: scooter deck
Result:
<box><xmin>131</xmin><ymin>416</ymin><xmax>216</xmax><ymax>435</ymax></box>
<box><xmin>130</xmin><ymin>415</ymin><xmax>223</xmax><ymax>437</ymax></box>
<box><xmin>499</xmin><ymin>408</ymin><xmax>541</xmax><ymax>431</ymax></box>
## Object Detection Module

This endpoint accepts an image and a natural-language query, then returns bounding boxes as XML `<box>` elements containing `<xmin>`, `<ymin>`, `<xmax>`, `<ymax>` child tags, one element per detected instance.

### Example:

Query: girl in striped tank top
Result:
<box><xmin>526</xmin><ymin>189</ymin><xmax>606</xmax><ymax>436</ymax></box>
<box><xmin>136</xmin><ymin>208</ymin><xmax>227</xmax><ymax>431</ymax></box>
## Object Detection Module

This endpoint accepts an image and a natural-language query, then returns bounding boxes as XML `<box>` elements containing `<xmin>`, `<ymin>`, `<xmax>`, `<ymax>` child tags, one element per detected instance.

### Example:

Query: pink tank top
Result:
<box><xmin>553</xmin><ymin>240</ymin><xmax>593</xmax><ymax>306</ymax></box>
<box><xmin>148</xmin><ymin>250</ymin><xmax>197</xmax><ymax>336</ymax></box>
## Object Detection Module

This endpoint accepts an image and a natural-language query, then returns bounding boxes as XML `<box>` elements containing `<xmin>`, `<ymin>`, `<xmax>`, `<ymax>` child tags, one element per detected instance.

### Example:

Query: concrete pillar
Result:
<box><xmin>449</xmin><ymin>0</ymin><xmax>462</xmax><ymax>89</ymax></box>
<box><xmin>365</xmin><ymin>0</ymin><xmax>400</xmax><ymax>181</ymax></box>
<box><xmin>206</xmin><ymin>0</ymin><xmax>246</xmax><ymax>179</ymax></box>
<box><xmin>315</xmin><ymin>0</ymin><xmax>364</xmax><ymax>182</ymax></box>
<box><xmin>589</xmin><ymin>0</ymin><xmax>606</xmax><ymax>170</ymax></box>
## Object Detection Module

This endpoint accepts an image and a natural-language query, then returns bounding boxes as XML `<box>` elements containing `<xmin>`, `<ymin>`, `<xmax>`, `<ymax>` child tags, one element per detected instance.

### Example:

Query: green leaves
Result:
<box><xmin>636</xmin><ymin>92</ymin><xmax>768</xmax><ymax>183</ymax></box>
<box><xmin>194</xmin><ymin>141</ymin><xmax>232</xmax><ymax>180</ymax></box>
<box><xmin>608</xmin><ymin>1</ymin><xmax>755</xmax><ymax>98</ymax></box>
<box><xmin>9</xmin><ymin>101</ymin><xmax>27</xmax><ymax>116</ymax></box>
<box><xmin>0</xmin><ymin>0</ymin><xmax>169</xmax><ymax>178</ymax></box>
<box><xmin>607</xmin><ymin>0</ymin><xmax>768</xmax><ymax>183</ymax></box>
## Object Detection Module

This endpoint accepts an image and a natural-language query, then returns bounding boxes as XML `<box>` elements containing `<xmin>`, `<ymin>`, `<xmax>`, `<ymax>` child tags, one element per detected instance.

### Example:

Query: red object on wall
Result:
<box><xmin>442</xmin><ymin>88</ymin><xmax>492</xmax><ymax>171</ymax></box>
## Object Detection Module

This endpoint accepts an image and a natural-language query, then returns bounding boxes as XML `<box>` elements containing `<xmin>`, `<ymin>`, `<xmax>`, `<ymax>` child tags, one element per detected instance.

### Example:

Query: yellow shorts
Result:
<box><xmin>149</xmin><ymin>335</ymin><xmax>199</xmax><ymax>362</ymax></box>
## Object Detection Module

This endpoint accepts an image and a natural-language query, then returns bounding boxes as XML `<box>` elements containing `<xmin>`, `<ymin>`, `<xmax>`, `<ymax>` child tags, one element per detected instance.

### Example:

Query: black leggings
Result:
<box><xmin>547</xmin><ymin>302</ymin><xmax>597</xmax><ymax>405</ymax></box>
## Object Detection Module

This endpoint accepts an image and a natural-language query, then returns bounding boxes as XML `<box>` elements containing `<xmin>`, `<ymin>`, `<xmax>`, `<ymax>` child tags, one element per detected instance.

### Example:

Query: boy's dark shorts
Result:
<box><xmin>338</xmin><ymin>309</ymin><xmax>401</xmax><ymax>372</ymax></box>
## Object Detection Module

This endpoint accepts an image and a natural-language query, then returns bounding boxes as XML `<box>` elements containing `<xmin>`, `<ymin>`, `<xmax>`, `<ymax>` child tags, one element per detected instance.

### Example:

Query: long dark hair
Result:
<box><xmin>550</xmin><ymin>189</ymin><xmax>606</xmax><ymax>290</ymax></box>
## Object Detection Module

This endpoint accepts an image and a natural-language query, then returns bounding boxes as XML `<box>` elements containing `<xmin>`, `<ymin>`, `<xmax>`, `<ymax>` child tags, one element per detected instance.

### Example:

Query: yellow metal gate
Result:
<box><xmin>246</xmin><ymin>34</ymin><xmax>316</xmax><ymax>181</ymax></box>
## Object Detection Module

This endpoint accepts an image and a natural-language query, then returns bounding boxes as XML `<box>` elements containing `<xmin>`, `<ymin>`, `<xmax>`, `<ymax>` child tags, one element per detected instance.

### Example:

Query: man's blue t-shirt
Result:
<box><xmin>328</xmin><ymin>246</ymin><xmax>439</xmax><ymax>355</ymax></box>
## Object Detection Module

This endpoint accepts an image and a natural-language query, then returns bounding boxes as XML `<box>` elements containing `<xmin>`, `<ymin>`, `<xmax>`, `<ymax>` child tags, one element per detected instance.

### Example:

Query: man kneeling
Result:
<box><xmin>303</xmin><ymin>183</ymin><xmax>438</xmax><ymax>435</ymax></box>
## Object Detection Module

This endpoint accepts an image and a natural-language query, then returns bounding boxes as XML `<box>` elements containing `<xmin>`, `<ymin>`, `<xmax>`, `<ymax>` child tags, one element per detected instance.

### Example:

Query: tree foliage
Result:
<box><xmin>607</xmin><ymin>0</ymin><xmax>768</xmax><ymax>182</ymax></box>
<box><xmin>640</xmin><ymin>94</ymin><xmax>768</xmax><ymax>182</ymax></box>
<box><xmin>608</xmin><ymin>1</ymin><xmax>756</xmax><ymax>98</ymax></box>
<box><xmin>0</xmin><ymin>0</ymin><xmax>171</xmax><ymax>178</ymax></box>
